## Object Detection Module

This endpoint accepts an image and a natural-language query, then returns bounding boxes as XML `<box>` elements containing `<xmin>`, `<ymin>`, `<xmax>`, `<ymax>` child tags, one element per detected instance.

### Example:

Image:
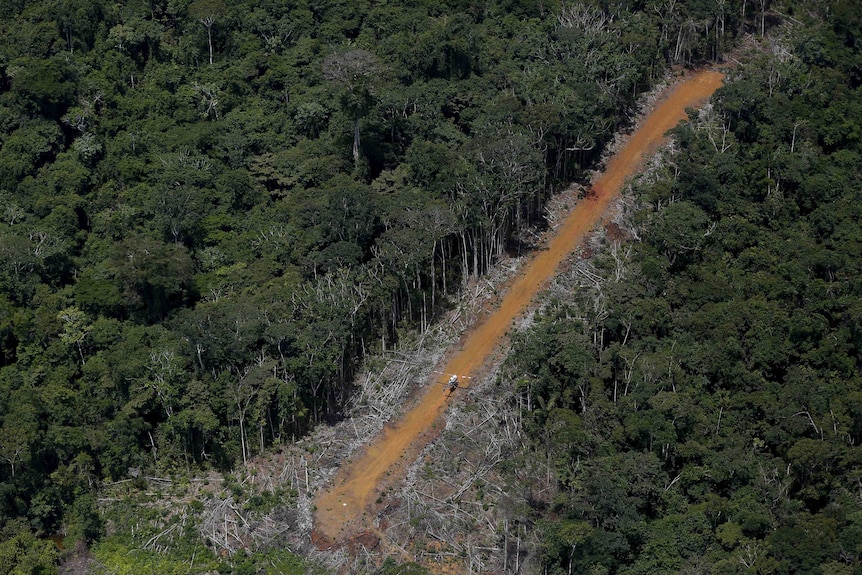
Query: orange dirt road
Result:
<box><xmin>314</xmin><ymin>69</ymin><xmax>725</xmax><ymax>545</ymax></box>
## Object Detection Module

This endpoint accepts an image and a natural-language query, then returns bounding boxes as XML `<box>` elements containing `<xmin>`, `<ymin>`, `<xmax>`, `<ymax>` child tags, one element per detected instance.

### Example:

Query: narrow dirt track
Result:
<box><xmin>314</xmin><ymin>69</ymin><xmax>726</xmax><ymax>546</ymax></box>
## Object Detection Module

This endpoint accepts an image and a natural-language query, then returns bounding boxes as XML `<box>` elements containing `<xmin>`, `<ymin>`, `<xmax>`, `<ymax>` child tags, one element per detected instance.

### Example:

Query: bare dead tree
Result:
<box><xmin>189</xmin><ymin>0</ymin><xmax>226</xmax><ymax>65</ymax></box>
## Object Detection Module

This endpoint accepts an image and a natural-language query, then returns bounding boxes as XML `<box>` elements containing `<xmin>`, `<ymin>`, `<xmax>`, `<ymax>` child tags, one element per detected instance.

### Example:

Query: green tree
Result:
<box><xmin>0</xmin><ymin>396</ymin><xmax>38</xmax><ymax>480</ymax></box>
<box><xmin>0</xmin><ymin>520</ymin><xmax>58</xmax><ymax>575</ymax></box>
<box><xmin>7</xmin><ymin>57</ymin><xmax>75</xmax><ymax>119</ymax></box>
<box><xmin>57</xmin><ymin>306</ymin><xmax>91</xmax><ymax>365</ymax></box>
<box><xmin>109</xmin><ymin>235</ymin><xmax>195</xmax><ymax>322</ymax></box>
<box><xmin>322</xmin><ymin>49</ymin><xmax>381</xmax><ymax>166</ymax></box>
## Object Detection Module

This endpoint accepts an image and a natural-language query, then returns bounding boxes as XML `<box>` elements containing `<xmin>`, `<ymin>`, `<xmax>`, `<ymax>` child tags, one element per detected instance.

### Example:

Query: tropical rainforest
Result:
<box><xmin>505</xmin><ymin>4</ymin><xmax>862</xmax><ymax>575</ymax></box>
<box><xmin>0</xmin><ymin>0</ymin><xmax>858</xmax><ymax>573</ymax></box>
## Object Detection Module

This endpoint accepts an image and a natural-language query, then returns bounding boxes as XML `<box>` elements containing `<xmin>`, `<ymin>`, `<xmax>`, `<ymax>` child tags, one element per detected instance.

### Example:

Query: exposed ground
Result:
<box><xmin>312</xmin><ymin>69</ymin><xmax>727</xmax><ymax>561</ymax></box>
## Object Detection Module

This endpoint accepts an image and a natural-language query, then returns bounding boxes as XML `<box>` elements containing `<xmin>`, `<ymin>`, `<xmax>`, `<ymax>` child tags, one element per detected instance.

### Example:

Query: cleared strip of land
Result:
<box><xmin>314</xmin><ymin>69</ymin><xmax>726</xmax><ymax>545</ymax></box>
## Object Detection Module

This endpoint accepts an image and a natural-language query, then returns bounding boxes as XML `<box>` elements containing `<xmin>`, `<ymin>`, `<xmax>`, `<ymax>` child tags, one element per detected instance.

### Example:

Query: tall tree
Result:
<box><xmin>322</xmin><ymin>49</ymin><xmax>381</xmax><ymax>166</ymax></box>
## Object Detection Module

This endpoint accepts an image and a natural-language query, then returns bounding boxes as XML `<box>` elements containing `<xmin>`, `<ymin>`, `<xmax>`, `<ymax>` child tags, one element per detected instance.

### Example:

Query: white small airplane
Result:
<box><xmin>435</xmin><ymin>371</ymin><xmax>472</xmax><ymax>397</ymax></box>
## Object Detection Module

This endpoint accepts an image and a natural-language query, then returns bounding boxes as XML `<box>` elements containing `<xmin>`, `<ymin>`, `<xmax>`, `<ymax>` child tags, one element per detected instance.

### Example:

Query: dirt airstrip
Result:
<box><xmin>314</xmin><ymin>69</ymin><xmax>726</xmax><ymax>548</ymax></box>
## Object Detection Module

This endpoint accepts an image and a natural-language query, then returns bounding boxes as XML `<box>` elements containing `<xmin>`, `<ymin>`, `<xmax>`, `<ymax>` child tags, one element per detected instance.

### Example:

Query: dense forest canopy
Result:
<box><xmin>503</xmin><ymin>2</ymin><xmax>862</xmax><ymax>574</ymax></box>
<box><xmin>1</xmin><ymin>0</ymin><xmax>850</xmax><ymax>572</ymax></box>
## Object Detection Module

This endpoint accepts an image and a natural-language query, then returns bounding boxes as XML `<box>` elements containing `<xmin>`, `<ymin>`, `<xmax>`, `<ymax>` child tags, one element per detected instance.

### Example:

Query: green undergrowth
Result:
<box><xmin>92</xmin><ymin>539</ymin><xmax>315</xmax><ymax>575</ymax></box>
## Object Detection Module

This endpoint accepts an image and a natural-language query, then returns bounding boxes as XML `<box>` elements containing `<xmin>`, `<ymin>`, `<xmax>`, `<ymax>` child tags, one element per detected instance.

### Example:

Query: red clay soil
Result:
<box><xmin>314</xmin><ymin>69</ymin><xmax>726</xmax><ymax>547</ymax></box>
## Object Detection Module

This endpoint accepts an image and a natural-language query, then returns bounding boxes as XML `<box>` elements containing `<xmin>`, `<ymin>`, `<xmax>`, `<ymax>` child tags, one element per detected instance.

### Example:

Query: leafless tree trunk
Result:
<box><xmin>353</xmin><ymin>118</ymin><xmax>360</xmax><ymax>164</ymax></box>
<box><xmin>199</xmin><ymin>16</ymin><xmax>215</xmax><ymax>64</ymax></box>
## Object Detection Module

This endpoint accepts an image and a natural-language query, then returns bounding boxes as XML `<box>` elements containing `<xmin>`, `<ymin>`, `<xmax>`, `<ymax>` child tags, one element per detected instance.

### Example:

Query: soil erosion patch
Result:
<box><xmin>314</xmin><ymin>69</ymin><xmax>726</xmax><ymax>546</ymax></box>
